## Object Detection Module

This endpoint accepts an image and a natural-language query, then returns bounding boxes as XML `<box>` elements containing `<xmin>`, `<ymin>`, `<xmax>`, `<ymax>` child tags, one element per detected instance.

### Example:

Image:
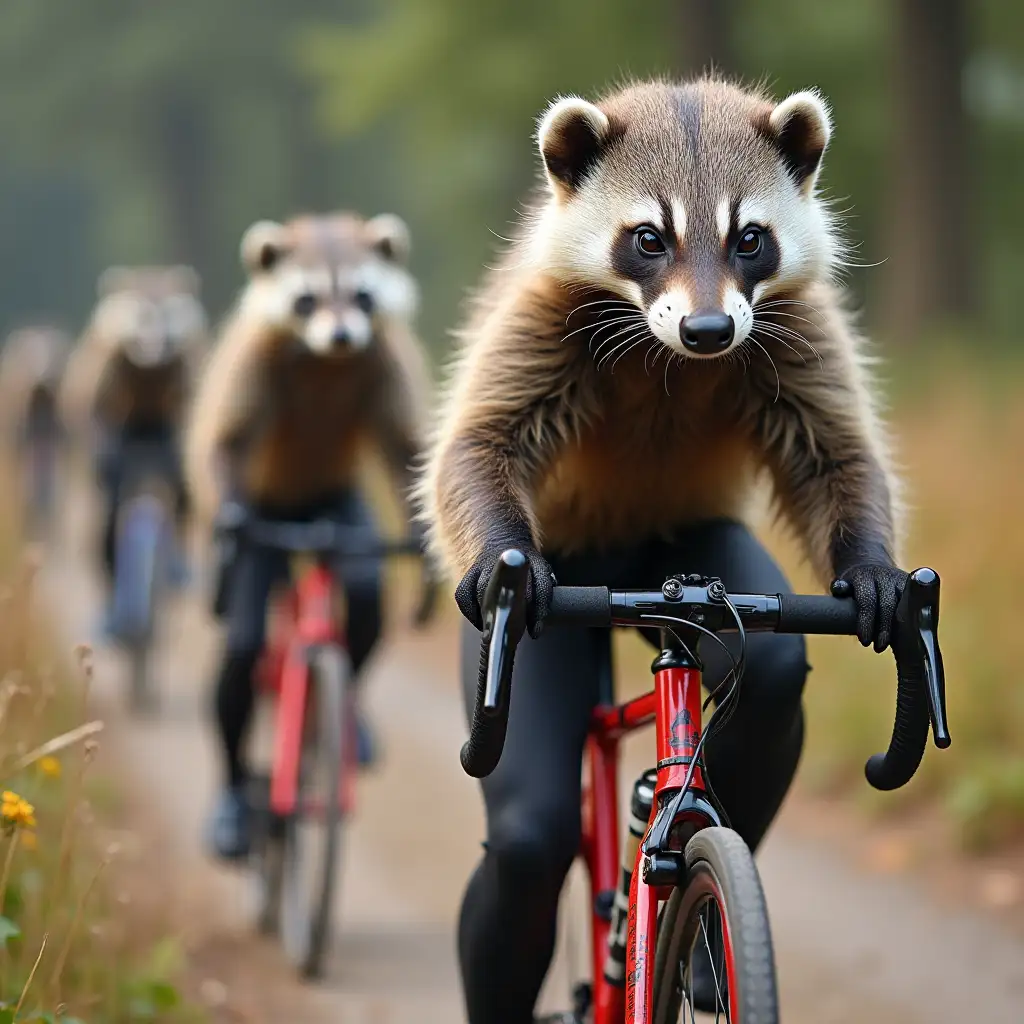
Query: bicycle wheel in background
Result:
<box><xmin>280</xmin><ymin>642</ymin><xmax>349</xmax><ymax>979</ymax></box>
<box><xmin>249</xmin><ymin>771</ymin><xmax>285</xmax><ymax>936</ymax></box>
<box><xmin>113</xmin><ymin>492</ymin><xmax>168</xmax><ymax>713</ymax></box>
<box><xmin>653</xmin><ymin>827</ymin><xmax>779</xmax><ymax>1024</ymax></box>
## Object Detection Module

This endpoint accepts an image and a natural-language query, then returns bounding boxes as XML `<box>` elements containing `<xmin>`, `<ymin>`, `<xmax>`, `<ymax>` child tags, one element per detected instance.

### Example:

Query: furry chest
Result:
<box><xmin>243</xmin><ymin>362</ymin><xmax>374</xmax><ymax>503</ymax></box>
<box><xmin>534</xmin><ymin>423</ymin><xmax>755</xmax><ymax>553</ymax></box>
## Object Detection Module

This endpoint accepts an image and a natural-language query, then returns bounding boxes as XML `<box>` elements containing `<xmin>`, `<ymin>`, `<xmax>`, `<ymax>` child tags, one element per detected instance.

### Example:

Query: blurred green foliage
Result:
<box><xmin>0</xmin><ymin>1</ymin><xmax>1019</xmax><ymax>350</ymax></box>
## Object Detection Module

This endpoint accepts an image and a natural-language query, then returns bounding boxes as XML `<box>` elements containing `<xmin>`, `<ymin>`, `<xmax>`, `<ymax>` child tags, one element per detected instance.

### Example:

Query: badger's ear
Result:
<box><xmin>98</xmin><ymin>266</ymin><xmax>136</xmax><ymax>298</ymax></box>
<box><xmin>240</xmin><ymin>220</ymin><xmax>290</xmax><ymax>275</ymax></box>
<box><xmin>537</xmin><ymin>96</ymin><xmax>611</xmax><ymax>198</ymax></box>
<box><xmin>366</xmin><ymin>213</ymin><xmax>411</xmax><ymax>263</ymax></box>
<box><xmin>767</xmin><ymin>90</ymin><xmax>832</xmax><ymax>194</ymax></box>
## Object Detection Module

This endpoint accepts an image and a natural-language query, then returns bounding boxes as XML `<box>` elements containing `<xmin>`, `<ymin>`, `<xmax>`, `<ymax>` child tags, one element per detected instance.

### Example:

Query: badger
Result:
<box><xmin>61</xmin><ymin>265</ymin><xmax>208</xmax><ymax>598</ymax></box>
<box><xmin>61</xmin><ymin>265</ymin><xmax>207</xmax><ymax>435</ymax></box>
<box><xmin>186</xmin><ymin>211</ymin><xmax>432</xmax><ymax>864</ymax></box>
<box><xmin>419</xmin><ymin>77</ymin><xmax>909</xmax><ymax>1022</ymax></box>
<box><xmin>186</xmin><ymin>212</ymin><xmax>426</xmax><ymax>524</ymax></box>
<box><xmin>421</xmin><ymin>77</ymin><xmax>904</xmax><ymax>649</ymax></box>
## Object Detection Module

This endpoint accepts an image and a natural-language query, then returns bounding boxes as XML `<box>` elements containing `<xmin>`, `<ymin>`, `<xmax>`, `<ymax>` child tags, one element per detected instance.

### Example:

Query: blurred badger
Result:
<box><xmin>185</xmin><ymin>211</ymin><xmax>430</xmax><ymax>860</ymax></box>
<box><xmin>0</xmin><ymin>323</ymin><xmax>73</xmax><ymax>532</ymax></box>
<box><xmin>0</xmin><ymin>322</ymin><xmax>71</xmax><ymax>443</ymax></box>
<box><xmin>62</xmin><ymin>265</ymin><xmax>208</xmax><ymax>607</ymax></box>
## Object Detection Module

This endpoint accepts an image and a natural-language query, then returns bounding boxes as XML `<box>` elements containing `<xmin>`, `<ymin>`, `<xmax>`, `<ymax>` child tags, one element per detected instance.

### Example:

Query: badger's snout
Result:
<box><xmin>680</xmin><ymin>312</ymin><xmax>734</xmax><ymax>355</ymax></box>
<box><xmin>331</xmin><ymin>325</ymin><xmax>353</xmax><ymax>348</ymax></box>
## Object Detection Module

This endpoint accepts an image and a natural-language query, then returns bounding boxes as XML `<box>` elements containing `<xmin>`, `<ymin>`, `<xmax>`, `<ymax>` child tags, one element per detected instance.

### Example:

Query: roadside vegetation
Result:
<box><xmin>0</xmin><ymin>491</ymin><xmax>201</xmax><ymax>1023</ymax></box>
<box><xmin>789</xmin><ymin>349</ymin><xmax>1024</xmax><ymax>851</ymax></box>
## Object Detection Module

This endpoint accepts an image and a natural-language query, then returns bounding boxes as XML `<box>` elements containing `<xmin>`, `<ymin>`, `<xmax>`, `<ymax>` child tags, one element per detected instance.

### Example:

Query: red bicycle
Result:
<box><xmin>462</xmin><ymin>550</ymin><xmax>950</xmax><ymax>1023</ymax></box>
<box><xmin>215</xmin><ymin>512</ymin><xmax>429</xmax><ymax>978</ymax></box>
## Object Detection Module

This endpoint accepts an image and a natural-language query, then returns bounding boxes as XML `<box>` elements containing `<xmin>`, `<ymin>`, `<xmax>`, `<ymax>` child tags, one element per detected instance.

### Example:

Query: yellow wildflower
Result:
<box><xmin>1</xmin><ymin>791</ymin><xmax>36</xmax><ymax>830</ymax></box>
<box><xmin>38</xmin><ymin>756</ymin><xmax>61</xmax><ymax>779</ymax></box>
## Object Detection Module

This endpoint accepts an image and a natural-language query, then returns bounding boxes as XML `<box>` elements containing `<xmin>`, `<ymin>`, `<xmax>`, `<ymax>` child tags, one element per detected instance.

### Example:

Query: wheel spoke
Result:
<box><xmin>657</xmin><ymin>836</ymin><xmax>777</xmax><ymax>1024</ymax></box>
<box><xmin>699</xmin><ymin>909</ymin><xmax>727</xmax><ymax>1020</ymax></box>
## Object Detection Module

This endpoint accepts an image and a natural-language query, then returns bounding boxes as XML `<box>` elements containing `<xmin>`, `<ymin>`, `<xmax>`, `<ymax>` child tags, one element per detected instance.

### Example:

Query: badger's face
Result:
<box><xmin>3</xmin><ymin>326</ymin><xmax>70</xmax><ymax>385</ymax></box>
<box><xmin>93</xmin><ymin>266</ymin><xmax>207</xmax><ymax>368</ymax></box>
<box><xmin>531</xmin><ymin>80</ymin><xmax>837</xmax><ymax>361</ymax></box>
<box><xmin>239</xmin><ymin>213</ymin><xmax>418</xmax><ymax>357</ymax></box>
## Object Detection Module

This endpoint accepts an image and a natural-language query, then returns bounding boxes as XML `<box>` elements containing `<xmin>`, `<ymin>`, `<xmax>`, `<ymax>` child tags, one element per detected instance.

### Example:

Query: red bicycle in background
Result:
<box><xmin>215</xmin><ymin>510</ymin><xmax>430</xmax><ymax>979</ymax></box>
<box><xmin>463</xmin><ymin>550</ymin><xmax>950</xmax><ymax>1023</ymax></box>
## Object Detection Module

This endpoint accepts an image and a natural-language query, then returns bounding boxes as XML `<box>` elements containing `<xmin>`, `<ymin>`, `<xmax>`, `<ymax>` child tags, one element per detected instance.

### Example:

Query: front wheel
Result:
<box><xmin>114</xmin><ymin>494</ymin><xmax>168</xmax><ymax>714</ymax></box>
<box><xmin>279</xmin><ymin>643</ymin><xmax>350</xmax><ymax>979</ymax></box>
<box><xmin>652</xmin><ymin>827</ymin><xmax>778</xmax><ymax>1023</ymax></box>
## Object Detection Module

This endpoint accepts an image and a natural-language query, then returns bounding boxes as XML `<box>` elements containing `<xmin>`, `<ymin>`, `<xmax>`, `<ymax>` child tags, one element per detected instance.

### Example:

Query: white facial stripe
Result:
<box><xmin>723</xmin><ymin>287</ymin><xmax>753</xmax><ymax>346</ymax></box>
<box><xmin>530</xmin><ymin>188</ymin><xmax>648</xmax><ymax>302</ymax></box>
<box><xmin>671</xmin><ymin>200</ymin><xmax>687</xmax><ymax>247</ymax></box>
<box><xmin>736</xmin><ymin>188</ymin><xmax>835</xmax><ymax>300</ymax></box>
<box><xmin>625</xmin><ymin>201</ymin><xmax>663</xmax><ymax>231</ymax></box>
<box><xmin>304</xmin><ymin>309</ymin><xmax>336</xmax><ymax>353</ymax></box>
<box><xmin>716</xmin><ymin>199</ymin><xmax>731</xmax><ymax>244</ymax></box>
<box><xmin>358</xmin><ymin>261</ymin><xmax>419</xmax><ymax>320</ymax></box>
<box><xmin>737</xmin><ymin>199</ymin><xmax>768</xmax><ymax>230</ymax></box>
<box><xmin>645</xmin><ymin>287</ymin><xmax>691</xmax><ymax>354</ymax></box>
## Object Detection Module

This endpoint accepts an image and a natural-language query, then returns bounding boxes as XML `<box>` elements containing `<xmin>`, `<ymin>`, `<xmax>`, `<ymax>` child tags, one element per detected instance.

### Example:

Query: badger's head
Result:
<box><xmin>93</xmin><ymin>266</ymin><xmax>207</xmax><ymax>368</ymax></box>
<box><xmin>238</xmin><ymin>212</ymin><xmax>418</xmax><ymax>357</ymax></box>
<box><xmin>2</xmin><ymin>325</ymin><xmax>71</xmax><ymax>386</ymax></box>
<box><xmin>530</xmin><ymin>78</ymin><xmax>838</xmax><ymax>360</ymax></box>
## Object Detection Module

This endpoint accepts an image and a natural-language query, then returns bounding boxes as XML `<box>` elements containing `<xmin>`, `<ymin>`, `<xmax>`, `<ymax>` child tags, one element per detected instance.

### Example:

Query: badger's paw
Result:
<box><xmin>455</xmin><ymin>546</ymin><xmax>556</xmax><ymax>639</ymax></box>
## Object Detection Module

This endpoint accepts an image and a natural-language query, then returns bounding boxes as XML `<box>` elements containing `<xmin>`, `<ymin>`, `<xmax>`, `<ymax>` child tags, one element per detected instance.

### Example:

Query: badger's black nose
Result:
<box><xmin>680</xmin><ymin>313</ymin><xmax>735</xmax><ymax>354</ymax></box>
<box><xmin>332</xmin><ymin>326</ymin><xmax>351</xmax><ymax>347</ymax></box>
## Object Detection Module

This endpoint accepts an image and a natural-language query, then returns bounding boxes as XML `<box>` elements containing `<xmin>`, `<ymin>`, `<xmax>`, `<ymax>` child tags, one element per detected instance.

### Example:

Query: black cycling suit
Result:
<box><xmin>457</xmin><ymin>518</ymin><xmax>808</xmax><ymax>1024</ymax></box>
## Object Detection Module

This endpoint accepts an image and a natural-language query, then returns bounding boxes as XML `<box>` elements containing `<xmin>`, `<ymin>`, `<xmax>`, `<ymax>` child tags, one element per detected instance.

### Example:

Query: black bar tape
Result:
<box><xmin>776</xmin><ymin>594</ymin><xmax>859</xmax><ymax>635</ymax></box>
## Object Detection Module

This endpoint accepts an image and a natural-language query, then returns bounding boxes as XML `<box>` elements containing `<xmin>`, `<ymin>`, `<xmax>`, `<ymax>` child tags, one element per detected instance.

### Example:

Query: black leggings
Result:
<box><xmin>457</xmin><ymin>520</ymin><xmax>809</xmax><ymax>1024</ymax></box>
<box><xmin>213</xmin><ymin>489</ymin><xmax>383</xmax><ymax>789</ymax></box>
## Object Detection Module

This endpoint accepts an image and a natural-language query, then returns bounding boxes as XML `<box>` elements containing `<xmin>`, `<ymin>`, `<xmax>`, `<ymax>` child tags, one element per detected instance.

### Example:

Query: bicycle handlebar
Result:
<box><xmin>214</xmin><ymin>503</ymin><xmax>422</xmax><ymax>559</ymax></box>
<box><xmin>210</xmin><ymin>504</ymin><xmax>436</xmax><ymax>623</ymax></box>
<box><xmin>461</xmin><ymin>550</ymin><xmax>950</xmax><ymax>793</ymax></box>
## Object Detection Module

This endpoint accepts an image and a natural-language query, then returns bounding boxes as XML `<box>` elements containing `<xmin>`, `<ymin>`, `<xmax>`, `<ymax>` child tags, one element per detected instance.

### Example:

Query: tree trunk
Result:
<box><xmin>886</xmin><ymin>0</ymin><xmax>973</xmax><ymax>339</ymax></box>
<box><xmin>677</xmin><ymin>0</ymin><xmax>735</xmax><ymax>78</ymax></box>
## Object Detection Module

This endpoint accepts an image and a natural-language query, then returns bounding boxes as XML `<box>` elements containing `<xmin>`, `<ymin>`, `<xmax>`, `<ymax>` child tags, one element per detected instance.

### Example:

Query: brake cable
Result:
<box><xmin>640</xmin><ymin>590</ymin><xmax>748</xmax><ymax>853</ymax></box>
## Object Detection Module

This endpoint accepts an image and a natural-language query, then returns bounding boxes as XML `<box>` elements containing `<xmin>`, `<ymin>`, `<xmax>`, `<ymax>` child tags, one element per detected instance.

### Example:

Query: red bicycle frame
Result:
<box><xmin>582</xmin><ymin>651</ymin><xmax>732</xmax><ymax>1024</ymax></box>
<box><xmin>260</xmin><ymin>562</ymin><xmax>353</xmax><ymax>819</ymax></box>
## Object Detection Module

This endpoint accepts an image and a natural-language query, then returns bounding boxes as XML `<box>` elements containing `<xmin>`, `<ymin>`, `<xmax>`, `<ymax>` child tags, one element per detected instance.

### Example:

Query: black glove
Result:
<box><xmin>455</xmin><ymin>545</ymin><xmax>556</xmax><ymax>639</ymax></box>
<box><xmin>831</xmin><ymin>563</ymin><xmax>909</xmax><ymax>653</ymax></box>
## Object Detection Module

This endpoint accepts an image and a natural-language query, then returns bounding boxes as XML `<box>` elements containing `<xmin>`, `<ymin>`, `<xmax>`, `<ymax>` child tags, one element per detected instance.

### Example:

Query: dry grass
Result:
<box><xmin>787</xmin><ymin>350</ymin><xmax>1024</xmax><ymax>851</ymax></box>
<box><xmin>0</xmin><ymin>495</ymin><xmax>202</xmax><ymax>1021</ymax></box>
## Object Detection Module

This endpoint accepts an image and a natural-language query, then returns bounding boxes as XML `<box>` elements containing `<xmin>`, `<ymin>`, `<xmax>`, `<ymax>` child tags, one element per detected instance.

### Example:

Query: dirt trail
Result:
<box><xmin>42</xmin><ymin>486</ymin><xmax>1024</xmax><ymax>1024</ymax></box>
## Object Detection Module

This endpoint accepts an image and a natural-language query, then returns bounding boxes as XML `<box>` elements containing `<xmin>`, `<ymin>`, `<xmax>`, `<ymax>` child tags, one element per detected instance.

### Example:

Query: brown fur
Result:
<box><xmin>420</xmin><ymin>78</ymin><xmax>902</xmax><ymax>587</ymax></box>
<box><xmin>185</xmin><ymin>214</ymin><xmax>429</xmax><ymax>525</ymax></box>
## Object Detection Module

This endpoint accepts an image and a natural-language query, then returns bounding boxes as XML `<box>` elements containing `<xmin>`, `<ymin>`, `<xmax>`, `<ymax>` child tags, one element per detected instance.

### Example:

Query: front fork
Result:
<box><xmin>611</xmin><ymin>641</ymin><xmax>724</xmax><ymax>1024</ymax></box>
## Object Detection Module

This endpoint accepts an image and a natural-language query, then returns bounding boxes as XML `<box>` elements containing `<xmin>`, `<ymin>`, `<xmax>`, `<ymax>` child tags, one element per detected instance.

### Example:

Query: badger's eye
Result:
<box><xmin>634</xmin><ymin>227</ymin><xmax>666</xmax><ymax>257</ymax></box>
<box><xmin>354</xmin><ymin>288</ymin><xmax>375</xmax><ymax>314</ymax></box>
<box><xmin>293</xmin><ymin>293</ymin><xmax>317</xmax><ymax>318</ymax></box>
<box><xmin>736</xmin><ymin>227</ymin><xmax>763</xmax><ymax>258</ymax></box>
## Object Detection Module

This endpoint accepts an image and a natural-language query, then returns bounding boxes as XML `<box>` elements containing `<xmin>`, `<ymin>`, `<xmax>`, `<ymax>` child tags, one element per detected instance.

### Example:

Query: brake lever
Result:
<box><xmin>481</xmin><ymin>549</ymin><xmax>529</xmax><ymax>713</ymax></box>
<box><xmin>899</xmin><ymin>567</ymin><xmax>951</xmax><ymax>750</ymax></box>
